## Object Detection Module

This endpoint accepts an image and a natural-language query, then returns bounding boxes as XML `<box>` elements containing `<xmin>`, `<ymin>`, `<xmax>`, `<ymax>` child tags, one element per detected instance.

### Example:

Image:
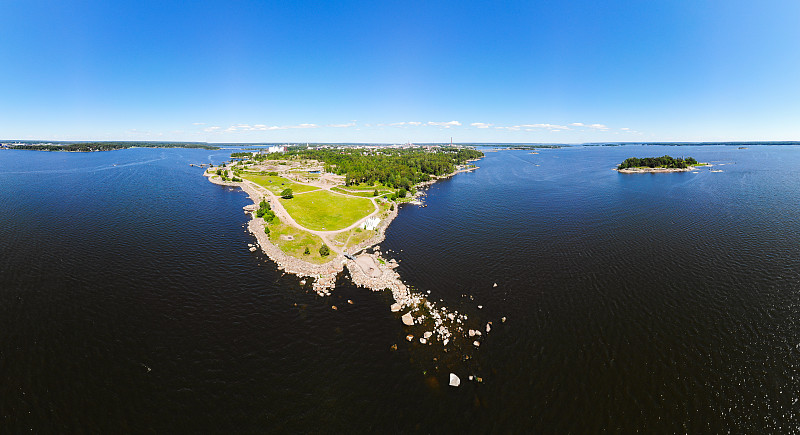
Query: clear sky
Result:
<box><xmin>2</xmin><ymin>0</ymin><xmax>799</xmax><ymax>143</ymax></box>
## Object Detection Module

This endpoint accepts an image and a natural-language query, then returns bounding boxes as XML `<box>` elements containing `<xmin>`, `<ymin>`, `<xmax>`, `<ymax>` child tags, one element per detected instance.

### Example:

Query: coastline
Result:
<box><xmin>203</xmin><ymin>166</ymin><xmax>468</xmax><ymax>298</ymax></box>
<box><xmin>203</xmin><ymin>162</ymin><xmax>493</xmax><ymax>355</ymax></box>
<box><xmin>616</xmin><ymin>164</ymin><xmax>710</xmax><ymax>173</ymax></box>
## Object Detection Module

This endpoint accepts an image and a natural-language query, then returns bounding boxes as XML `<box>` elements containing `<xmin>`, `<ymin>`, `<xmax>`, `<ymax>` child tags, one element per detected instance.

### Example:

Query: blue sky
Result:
<box><xmin>2</xmin><ymin>0</ymin><xmax>799</xmax><ymax>143</ymax></box>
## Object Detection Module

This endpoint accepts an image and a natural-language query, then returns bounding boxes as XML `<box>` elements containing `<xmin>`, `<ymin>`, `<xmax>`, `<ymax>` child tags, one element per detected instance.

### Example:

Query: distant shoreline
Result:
<box><xmin>616</xmin><ymin>164</ymin><xmax>710</xmax><ymax>174</ymax></box>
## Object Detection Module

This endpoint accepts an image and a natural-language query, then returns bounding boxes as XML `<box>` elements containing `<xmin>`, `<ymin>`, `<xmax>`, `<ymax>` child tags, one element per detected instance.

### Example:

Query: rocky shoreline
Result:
<box><xmin>616</xmin><ymin>164</ymin><xmax>710</xmax><ymax>173</ymax></box>
<box><xmin>204</xmin><ymin>163</ymin><xmax>500</xmax><ymax>376</ymax></box>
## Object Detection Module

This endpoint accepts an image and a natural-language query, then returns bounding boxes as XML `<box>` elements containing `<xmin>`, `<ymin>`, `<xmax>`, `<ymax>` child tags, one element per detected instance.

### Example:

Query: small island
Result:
<box><xmin>616</xmin><ymin>155</ymin><xmax>708</xmax><ymax>173</ymax></box>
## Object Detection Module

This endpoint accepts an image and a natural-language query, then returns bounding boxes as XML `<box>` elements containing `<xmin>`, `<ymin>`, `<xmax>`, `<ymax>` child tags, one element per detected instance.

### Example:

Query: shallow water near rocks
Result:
<box><xmin>1</xmin><ymin>145</ymin><xmax>799</xmax><ymax>432</ymax></box>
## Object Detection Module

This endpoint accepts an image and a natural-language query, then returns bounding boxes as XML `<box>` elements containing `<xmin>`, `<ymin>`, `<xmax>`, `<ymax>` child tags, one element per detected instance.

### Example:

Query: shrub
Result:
<box><xmin>303</xmin><ymin>247</ymin><xmax>310</xmax><ymax>255</ymax></box>
<box><xmin>398</xmin><ymin>188</ymin><xmax>407</xmax><ymax>198</ymax></box>
<box><xmin>319</xmin><ymin>244</ymin><xmax>330</xmax><ymax>257</ymax></box>
<box><xmin>281</xmin><ymin>188</ymin><xmax>294</xmax><ymax>199</ymax></box>
<box><xmin>373</xmin><ymin>189</ymin><xmax>378</xmax><ymax>196</ymax></box>
<box><xmin>264</xmin><ymin>225</ymin><xmax>270</xmax><ymax>234</ymax></box>
<box><xmin>390</xmin><ymin>204</ymin><xmax>395</xmax><ymax>211</ymax></box>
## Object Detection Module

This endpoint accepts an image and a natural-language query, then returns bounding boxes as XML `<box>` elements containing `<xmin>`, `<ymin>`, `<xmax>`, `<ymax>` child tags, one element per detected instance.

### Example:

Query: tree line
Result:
<box><xmin>618</xmin><ymin>155</ymin><xmax>699</xmax><ymax>169</ymax></box>
<box><xmin>269</xmin><ymin>148</ymin><xmax>483</xmax><ymax>189</ymax></box>
<box><xmin>10</xmin><ymin>142</ymin><xmax>218</xmax><ymax>152</ymax></box>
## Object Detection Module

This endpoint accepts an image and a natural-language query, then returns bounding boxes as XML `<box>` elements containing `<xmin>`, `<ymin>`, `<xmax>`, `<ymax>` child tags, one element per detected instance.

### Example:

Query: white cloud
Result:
<box><xmin>519</xmin><ymin>123</ymin><xmax>569</xmax><ymax>130</ymax></box>
<box><xmin>471</xmin><ymin>122</ymin><xmax>493</xmax><ymax>129</ymax></box>
<box><xmin>620</xmin><ymin>127</ymin><xmax>630</xmax><ymax>131</ymax></box>
<box><xmin>192</xmin><ymin>122</ymin><xmax>206</xmax><ymax>125</ymax></box>
<box><xmin>428</xmin><ymin>120</ymin><xmax>461</xmax><ymax>128</ymax></box>
<box><xmin>388</xmin><ymin>121</ymin><xmax>424</xmax><ymax>127</ymax></box>
<box><xmin>203</xmin><ymin>126</ymin><xmax>221</xmax><ymax>132</ymax></box>
<box><xmin>327</xmin><ymin>122</ymin><xmax>356</xmax><ymax>128</ymax></box>
<box><xmin>217</xmin><ymin>123</ymin><xmax>320</xmax><ymax>132</ymax></box>
<box><xmin>569</xmin><ymin>122</ymin><xmax>609</xmax><ymax>130</ymax></box>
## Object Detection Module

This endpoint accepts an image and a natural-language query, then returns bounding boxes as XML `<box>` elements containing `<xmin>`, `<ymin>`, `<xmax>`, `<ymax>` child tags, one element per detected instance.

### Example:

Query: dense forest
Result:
<box><xmin>618</xmin><ymin>155</ymin><xmax>699</xmax><ymax>169</ymax></box>
<box><xmin>266</xmin><ymin>147</ymin><xmax>483</xmax><ymax>189</ymax></box>
<box><xmin>5</xmin><ymin>142</ymin><xmax>219</xmax><ymax>151</ymax></box>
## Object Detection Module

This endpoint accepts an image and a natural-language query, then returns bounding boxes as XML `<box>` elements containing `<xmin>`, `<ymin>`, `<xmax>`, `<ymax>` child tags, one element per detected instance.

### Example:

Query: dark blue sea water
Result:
<box><xmin>1</xmin><ymin>145</ymin><xmax>798</xmax><ymax>432</ymax></box>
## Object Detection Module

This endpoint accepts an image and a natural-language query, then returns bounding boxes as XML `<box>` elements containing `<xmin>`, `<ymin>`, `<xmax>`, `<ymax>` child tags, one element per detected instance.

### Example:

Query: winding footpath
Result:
<box><xmin>240</xmin><ymin>178</ymin><xmax>381</xmax><ymax>254</ymax></box>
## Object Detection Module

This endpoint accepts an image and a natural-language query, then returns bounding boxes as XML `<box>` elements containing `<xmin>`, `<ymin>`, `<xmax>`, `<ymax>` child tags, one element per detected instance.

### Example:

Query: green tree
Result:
<box><xmin>373</xmin><ymin>189</ymin><xmax>378</xmax><ymax>196</ymax></box>
<box><xmin>281</xmin><ymin>188</ymin><xmax>294</xmax><ymax>199</ymax></box>
<box><xmin>390</xmin><ymin>204</ymin><xmax>395</xmax><ymax>211</ymax></box>
<box><xmin>264</xmin><ymin>225</ymin><xmax>270</xmax><ymax>234</ymax></box>
<box><xmin>397</xmin><ymin>188</ymin><xmax>407</xmax><ymax>198</ymax></box>
<box><xmin>319</xmin><ymin>244</ymin><xmax>330</xmax><ymax>256</ymax></box>
<box><xmin>304</xmin><ymin>246</ymin><xmax>310</xmax><ymax>255</ymax></box>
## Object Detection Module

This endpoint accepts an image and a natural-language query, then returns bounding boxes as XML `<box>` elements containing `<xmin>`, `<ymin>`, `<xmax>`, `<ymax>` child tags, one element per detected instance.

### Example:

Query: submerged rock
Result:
<box><xmin>449</xmin><ymin>373</ymin><xmax>461</xmax><ymax>387</ymax></box>
<box><xmin>406</xmin><ymin>334</ymin><xmax>414</xmax><ymax>342</ymax></box>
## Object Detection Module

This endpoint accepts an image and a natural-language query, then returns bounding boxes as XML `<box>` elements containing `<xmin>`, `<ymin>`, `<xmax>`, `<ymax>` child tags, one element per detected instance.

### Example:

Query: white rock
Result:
<box><xmin>468</xmin><ymin>329</ymin><xmax>476</xmax><ymax>337</ymax></box>
<box><xmin>473</xmin><ymin>340</ymin><xmax>480</xmax><ymax>347</ymax></box>
<box><xmin>406</xmin><ymin>334</ymin><xmax>414</xmax><ymax>342</ymax></box>
<box><xmin>443</xmin><ymin>338</ymin><xmax>449</xmax><ymax>346</ymax></box>
<box><xmin>401</xmin><ymin>312</ymin><xmax>414</xmax><ymax>326</ymax></box>
<box><xmin>390</xmin><ymin>303</ymin><xmax>401</xmax><ymax>312</ymax></box>
<box><xmin>423</xmin><ymin>331</ymin><xmax>432</xmax><ymax>339</ymax></box>
<box><xmin>478</xmin><ymin>305</ymin><xmax>483</xmax><ymax>309</ymax></box>
<box><xmin>419</xmin><ymin>337</ymin><xmax>427</xmax><ymax>344</ymax></box>
<box><xmin>486</xmin><ymin>323</ymin><xmax>492</xmax><ymax>333</ymax></box>
<box><xmin>249</xmin><ymin>247</ymin><xmax>257</xmax><ymax>252</ymax></box>
<box><xmin>449</xmin><ymin>373</ymin><xmax>461</xmax><ymax>387</ymax></box>
<box><xmin>493</xmin><ymin>283</ymin><xmax>498</xmax><ymax>288</ymax></box>
<box><xmin>468</xmin><ymin>375</ymin><xmax>474</xmax><ymax>381</ymax></box>
<box><xmin>501</xmin><ymin>316</ymin><xmax>507</xmax><ymax>323</ymax></box>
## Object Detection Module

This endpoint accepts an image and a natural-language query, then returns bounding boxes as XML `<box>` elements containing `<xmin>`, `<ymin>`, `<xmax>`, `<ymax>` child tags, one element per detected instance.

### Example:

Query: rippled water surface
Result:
<box><xmin>1</xmin><ymin>146</ymin><xmax>798</xmax><ymax>432</ymax></box>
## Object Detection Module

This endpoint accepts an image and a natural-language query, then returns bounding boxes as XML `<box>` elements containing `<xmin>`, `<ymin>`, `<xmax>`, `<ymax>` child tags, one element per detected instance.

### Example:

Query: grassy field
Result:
<box><xmin>330</xmin><ymin>186</ymin><xmax>393</xmax><ymax>197</ymax></box>
<box><xmin>266</xmin><ymin>217</ymin><xmax>331</xmax><ymax>264</ymax></box>
<box><xmin>241</xmin><ymin>173</ymin><xmax>319</xmax><ymax>195</ymax></box>
<box><xmin>280</xmin><ymin>190</ymin><xmax>374</xmax><ymax>231</ymax></box>
<box><xmin>332</xmin><ymin>227</ymin><xmax>378</xmax><ymax>250</ymax></box>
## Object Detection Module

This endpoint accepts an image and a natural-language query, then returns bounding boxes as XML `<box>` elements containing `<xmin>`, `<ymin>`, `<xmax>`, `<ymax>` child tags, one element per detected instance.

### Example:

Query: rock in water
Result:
<box><xmin>401</xmin><ymin>312</ymin><xmax>414</xmax><ymax>326</ymax></box>
<box><xmin>493</xmin><ymin>283</ymin><xmax>498</xmax><ymax>288</ymax></box>
<box><xmin>449</xmin><ymin>373</ymin><xmax>461</xmax><ymax>387</ymax></box>
<box><xmin>390</xmin><ymin>303</ymin><xmax>401</xmax><ymax>312</ymax></box>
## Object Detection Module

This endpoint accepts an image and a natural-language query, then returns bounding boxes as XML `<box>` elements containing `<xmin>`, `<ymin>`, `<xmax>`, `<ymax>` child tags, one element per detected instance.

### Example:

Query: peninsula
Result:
<box><xmin>616</xmin><ymin>155</ymin><xmax>708</xmax><ymax>173</ymax></box>
<box><xmin>204</xmin><ymin>145</ymin><xmax>487</xmax><ymax>351</ymax></box>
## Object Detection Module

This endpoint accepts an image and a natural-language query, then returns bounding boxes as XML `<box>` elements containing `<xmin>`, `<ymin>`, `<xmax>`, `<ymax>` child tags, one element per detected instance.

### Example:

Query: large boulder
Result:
<box><xmin>401</xmin><ymin>312</ymin><xmax>414</xmax><ymax>326</ymax></box>
<box><xmin>449</xmin><ymin>373</ymin><xmax>460</xmax><ymax>387</ymax></box>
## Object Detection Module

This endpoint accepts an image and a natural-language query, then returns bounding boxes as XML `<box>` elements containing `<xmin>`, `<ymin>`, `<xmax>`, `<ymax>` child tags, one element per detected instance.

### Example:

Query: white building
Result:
<box><xmin>361</xmin><ymin>217</ymin><xmax>380</xmax><ymax>231</ymax></box>
<box><xmin>267</xmin><ymin>145</ymin><xmax>286</xmax><ymax>153</ymax></box>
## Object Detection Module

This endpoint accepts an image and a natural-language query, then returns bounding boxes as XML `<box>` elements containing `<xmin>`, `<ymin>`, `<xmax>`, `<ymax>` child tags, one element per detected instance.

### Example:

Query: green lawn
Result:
<box><xmin>241</xmin><ymin>173</ymin><xmax>319</xmax><ymax>195</ymax></box>
<box><xmin>267</xmin><ymin>218</ymin><xmax>332</xmax><ymax>264</ymax></box>
<box><xmin>280</xmin><ymin>190</ymin><xmax>375</xmax><ymax>231</ymax></box>
<box><xmin>330</xmin><ymin>186</ymin><xmax>393</xmax><ymax>197</ymax></box>
<box><xmin>333</xmin><ymin>227</ymin><xmax>378</xmax><ymax>250</ymax></box>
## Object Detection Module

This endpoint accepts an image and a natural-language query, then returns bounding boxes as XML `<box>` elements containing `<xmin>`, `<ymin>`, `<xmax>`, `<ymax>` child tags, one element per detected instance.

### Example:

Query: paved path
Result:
<box><xmin>243</xmin><ymin>179</ymin><xmax>380</xmax><ymax>255</ymax></box>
